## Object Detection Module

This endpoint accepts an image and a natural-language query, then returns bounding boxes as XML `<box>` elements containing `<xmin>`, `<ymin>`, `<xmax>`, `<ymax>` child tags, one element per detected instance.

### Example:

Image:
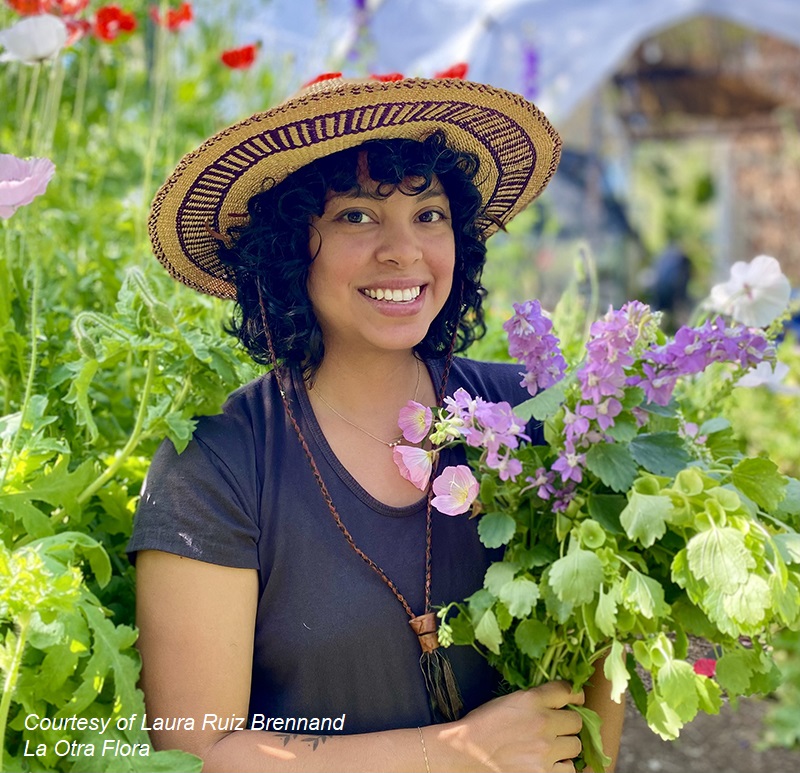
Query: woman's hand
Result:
<box><xmin>433</xmin><ymin>681</ymin><xmax>585</xmax><ymax>772</ymax></box>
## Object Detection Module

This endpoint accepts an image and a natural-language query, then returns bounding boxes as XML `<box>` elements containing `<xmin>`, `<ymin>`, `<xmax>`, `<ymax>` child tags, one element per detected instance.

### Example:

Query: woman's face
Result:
<box><xmin>307</xmin><ymin>171</ymin><xmax>456</xmax><ymax>359</ymax></box>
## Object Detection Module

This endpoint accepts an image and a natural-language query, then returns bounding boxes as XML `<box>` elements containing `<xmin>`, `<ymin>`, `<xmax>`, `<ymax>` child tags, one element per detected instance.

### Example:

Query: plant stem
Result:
<box><xmin>0</xmin><ymin>267</ymin><xmax>39</xmax><ymax>493</ymax></box>
<box><xmin>16</xmin><ymin>62</ymin><xmax>41</xmax><ymax>154</ymax></box>
<box><xmin>76</xmin><ymin>354</ymin><xmax>156</xmax><ymax>505</ymax></box>
<box><xmin>66</xmin><ymin>43</ymin><xmax>91</xmax><ymax>178</ymax></box>
<box><xmin>0</xmin><ymin>611</ymin><xmax>31</xmax><ymax>773</ymax></box>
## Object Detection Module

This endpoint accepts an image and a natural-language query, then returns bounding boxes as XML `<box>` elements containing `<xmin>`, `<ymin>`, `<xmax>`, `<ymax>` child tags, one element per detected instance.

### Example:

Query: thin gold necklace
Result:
<box><xmin>312</xmin><ymin>358</ymin><xmax>421</xmax><ymax>448</ymax></box>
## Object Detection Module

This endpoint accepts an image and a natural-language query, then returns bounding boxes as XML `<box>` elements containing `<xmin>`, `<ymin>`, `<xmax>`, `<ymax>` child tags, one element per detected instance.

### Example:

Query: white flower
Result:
<box><xmin>0</xmin><ymin>14</ymin><xmax>68</xmax><ymax>65</ymax></box>
<box><xmin>709</xmin><ymin>255</ymin><xmax>791</xmax><ymax>327</ymax></box>
<box><xmin>736</xmin><ymin>361</ymin><xmax>790</xmax><ymax>389</ymax></box>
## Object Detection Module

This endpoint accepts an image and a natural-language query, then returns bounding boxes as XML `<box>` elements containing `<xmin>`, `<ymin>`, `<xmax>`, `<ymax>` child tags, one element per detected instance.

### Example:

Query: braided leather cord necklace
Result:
<box><xmin>257</xmin><ymin>287</ymin><xmax>463</xmax><ymax>723</ymax></box>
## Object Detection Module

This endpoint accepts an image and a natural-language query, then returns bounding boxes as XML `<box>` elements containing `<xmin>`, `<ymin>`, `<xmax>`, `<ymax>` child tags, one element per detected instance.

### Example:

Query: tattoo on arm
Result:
<box><xmin>275</xmin><ymin>734</ymin><xmax>331</xmax><ymax>751</ymax></box>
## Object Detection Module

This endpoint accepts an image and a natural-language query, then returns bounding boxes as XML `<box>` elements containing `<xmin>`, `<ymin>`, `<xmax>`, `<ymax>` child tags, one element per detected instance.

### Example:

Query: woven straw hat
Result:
<box><xmin>149</xmin><ymin>74</ymin><xmax>562</xmax><ymax>299</ymax></box>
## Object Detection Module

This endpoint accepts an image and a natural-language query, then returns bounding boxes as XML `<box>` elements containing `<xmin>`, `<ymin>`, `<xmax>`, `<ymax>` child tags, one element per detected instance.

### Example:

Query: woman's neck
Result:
<box><xmin>304</xmin><ymin>348</ymin><xmax>438</xmax><ymax>440</ymax></box>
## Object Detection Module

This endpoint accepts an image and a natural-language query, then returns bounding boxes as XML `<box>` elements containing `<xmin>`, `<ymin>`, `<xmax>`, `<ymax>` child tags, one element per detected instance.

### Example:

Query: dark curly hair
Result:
<box><xmin>217</xmin><ymin>130</ymin><xmax>488</xmax><ymax>378</ymax></box>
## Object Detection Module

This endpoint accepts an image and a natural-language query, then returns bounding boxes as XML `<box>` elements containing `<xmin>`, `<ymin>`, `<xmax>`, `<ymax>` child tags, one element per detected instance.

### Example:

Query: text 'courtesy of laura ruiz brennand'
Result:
<box><xmin>22</xmin><ymin>713</ymin><xmax>348</xmax><ymax>758</ymax></box>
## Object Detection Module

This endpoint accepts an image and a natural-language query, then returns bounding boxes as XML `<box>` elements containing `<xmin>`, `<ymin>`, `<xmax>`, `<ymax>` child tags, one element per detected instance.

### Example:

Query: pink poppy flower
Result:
<box><xmin>398</xmin><ymin>400</ymin><xmax>432</xmax><ymax>443</ymax></box>
<box><xmin>0</xmin><ymin>154</ymin><xmax>55</xmax><ymax>219</ymax></box>
<box><xmin>392</xmin><ymin>446</ymin><xmax>433</xmax><ymax>491</ymax></box>
<box><xmin>431</xmin><ymin>465</ymin><xmax>479</xmax><ymax>516</ymax></box>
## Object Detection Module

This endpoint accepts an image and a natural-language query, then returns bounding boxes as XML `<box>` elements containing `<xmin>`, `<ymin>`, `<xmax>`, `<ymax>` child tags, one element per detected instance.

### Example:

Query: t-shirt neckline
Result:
<box><xmin>289</xmin><ymin>360</ymin><xmax>444</xmax><ymax>519</ymax></box>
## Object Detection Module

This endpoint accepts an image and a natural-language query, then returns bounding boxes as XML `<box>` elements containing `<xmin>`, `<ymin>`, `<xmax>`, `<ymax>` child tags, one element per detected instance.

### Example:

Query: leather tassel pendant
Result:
<box><xmin>410</xmin><ymin>612</ymin><xmax>463</xmax><ymax>722</ymax></box>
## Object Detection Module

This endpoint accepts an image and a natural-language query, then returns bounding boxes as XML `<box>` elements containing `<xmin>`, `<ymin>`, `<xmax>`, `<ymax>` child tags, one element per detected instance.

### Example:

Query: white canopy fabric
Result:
<box><xmin>245</xmin><ymin>0</ymin><xmax>800</xmax><ymax>121</ymax></box>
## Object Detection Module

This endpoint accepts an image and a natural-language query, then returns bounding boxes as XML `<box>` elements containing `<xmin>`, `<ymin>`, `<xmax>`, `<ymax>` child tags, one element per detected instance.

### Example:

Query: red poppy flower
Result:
<box><xmin>434</xmin><ymin>62</ymin><xmax>468</xmax><ymax>80</ymax></box>
<box><xmin>302</xmin><ymin>72</ymin><xmax>342</xmax><ymax>88</ymax></box>
<box><xmin>220</xmin><ymin>43</ymin><xmax>259</xmax><ymax>70</ymax></box>
<box><xmin>693</xmin><ymin>658</ymin><xmax>716</xmax><ymax>678</ymax></box>
<box><xmin>150</xmin><ymin>1</ymin><xmax>192</xmax><ymax>31</ymax></box>
<box><xmin>51</xmin><ymin>0</ymin><xmax>90</xmax><ymax>15</ymax></box>
<box><xmin>5</xmin><ymin>0</ymin><xmax>49</xmax><ymax>14</ymax></box>
<box><xmin>93</xmin><ymin>4</ymin><xmax>137</xmax><ymax>42</ymax></box>
<box><xmin>65</xmin><ymin>17</ymin><xmax>91</xmax><ymax>45</ymax></box>
<box><xmin>371</xmin><ymin>72</ymin><xmax>404</xmax><ymax>82</ymax></box>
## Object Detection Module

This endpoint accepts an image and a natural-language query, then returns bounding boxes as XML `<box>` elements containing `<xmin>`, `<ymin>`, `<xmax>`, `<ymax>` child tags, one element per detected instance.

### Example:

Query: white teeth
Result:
<box><xmin>362</xmin><ymin>286</ymin><xmax>421</xmax><ymax>302</ymax></box>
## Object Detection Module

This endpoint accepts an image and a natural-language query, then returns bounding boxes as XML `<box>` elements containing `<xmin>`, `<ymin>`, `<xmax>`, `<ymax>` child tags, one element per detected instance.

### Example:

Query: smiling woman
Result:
<box><xmin>128</xmin><ymin>73</ymin><xmax>623</xmax><ymax>772</ymax></box>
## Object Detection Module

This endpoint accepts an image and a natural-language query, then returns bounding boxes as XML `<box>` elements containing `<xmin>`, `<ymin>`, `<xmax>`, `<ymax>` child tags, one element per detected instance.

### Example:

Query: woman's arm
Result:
<box><xmin>136</xmin><ymin>550</ymin><xmax>586</xmax><ymax>772</ymax></box>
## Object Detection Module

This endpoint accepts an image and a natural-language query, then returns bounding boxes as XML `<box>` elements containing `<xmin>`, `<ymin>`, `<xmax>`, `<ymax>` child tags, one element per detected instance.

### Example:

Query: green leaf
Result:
<box><xmin>695</xmin><ymin>675</ymin><xmax>723</xmax><ymax>714</ymax></box>
<box><xmin>621</xmin><ymin>387</ymin><xmax>645</xmax><ymax>410</ymax></box>
<box><xmin>587</xmin><ymin>494</ymin><xmax>626</xmax><ymax>535</ymax></box>
<box><xmin>495</xmin><ymin>602</ymin><xmax>513</xmax><ymax>631</ymax></box>
<box><xmin>584</xmin><ymin>443</ymin><xmax>638</xmax><ymax>493</ymax></box>
<box><xmin>132</xmin><ymin>750</ymin><xmax>203</xmax><ymax>772</ymax></box>
<box><xmin>0</xmin><ymin>496</ymin><xmax>54</xmax><ymax>538</ymax></box>
<box><xmin>573</xmin><ymin>706</ymin><xmax>612</xmax><ymax>773</ymax></box>
<box><xmin>541</xmin><ymin>568</ymin><xmax>574</xmax><ymax>623</ymax></box>
<box><xmin>514</xmin><ymin>378</ymin><xmax>568</xmax><ymax>421</ymax></box>
<box><xmin>604</xmin><ymin>640</ymin><xmax>629</xmax><ymax>702</ymax></box>
<box><xmin>671</xmin><ymin>596</ymin><xmax>719</xmax><ymax>640</ymax></box>
<box><xmin>514</xmin><ymin>618</ymin><xmax>550</xmax><ymax>659</ymax></box>
<box><xmin>498</xmin><ymin>577</ymin><xmax>540</xmax><ymax>618</ymax></box>
<box><xmin>484</xmin><ymin>562</ymin><xmax>518</xmax><ymax>596</ymax></box>
<box><xmin>686</xmin><ymin>527</ymin><xmax>755</xmax><ymax>589</ymax></box>
<box><xmin>716</xmin><ymin>649</ymin><xmax>760</xmax><ymax>696</ymax></box>
<box><xmin>776</xmin><ymin>478</ymin><xmax>800</xmax><ymax>519</ymax></box>
<box><xmin>773</xmin><ymin>531</ymin><xmax>800</xmax><ymax>564</ymax></box>
<box><xmin>626</xmin><ymin>652</ymin><xmax>649</xmax><ymax>716</ymax></box>
<box><xmin>620</xmin><ymin>490</ymin><xmax>673</xmax><ymax>547</ymax></box>
<box><xmin>448</xmin><ymin>612</ymin><xmax>475</xmax><ymax>646</ymax></box>
<box><xmin>699</xmin><ymin>417</ymin><xmax>731</xmax><ymax>435</ymax></box>
<box><xmin>63</xmin><ymin>604</ymin><xmax>141</xmax><ymax>716</ymax></box>
<box><xmin>605</xmin><ymin>414</ymin><xmax>639</xmax><ymax>443</ymax></box>
<box><xmin>477</xmin><ymin>512</ymin><xmax>517</xmax><ymax>548</ymax></box>
<box><xmin>622</xmin><ymin>570</ymin><xmax>669</xmax><ymax>619</ymax></box>
<box><xmin>34</xmin><ymin>531</ymin><xmax>113</xmax><ymax>588</ymax></box>
<box><xmin>721</xmin><ymin>573</ymin><xmax>771</xmax><ymax>627</ymax></box>
<box><xmin>549</xmin><ymin>549</ymin><xmax>604</xmax><ymax>605</ymax></box>
<box><xmin>646</xmin><ymin>692</ymin><xmax>684</xmax><ymax>740</ymax></box>
<box><xmin>473</xmin><ymin>608</ymin><xmax>503</xmax><ymax>655</ymax></box>
<box><xmin>595</xmin><ymin>583</ymin><xmax>621</xmax><ymax>637</ymax></box>
<box><xmin>732</xmin><ymin>457</ymin><xmax>787</xmax><ymax>512</ymax></box>
<box><xmin>629</xmin><ymin>433</ymin><xmax>691</xmax><ymax>477</ymax></box>
<box><xmin>63</xmin><ymin>358</ymin><xmax>101</xmax><ymax>442</ymax></box>
<box><xmin>656</xmin><ymin>659</ymin><xmax>700</xmax><ymax>724</ymax></box>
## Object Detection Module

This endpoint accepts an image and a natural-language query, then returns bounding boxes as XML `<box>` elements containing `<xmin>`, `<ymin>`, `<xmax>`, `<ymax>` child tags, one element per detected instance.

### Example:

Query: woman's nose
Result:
<box><xmin>374</xmin><ymin>219</ymin><xmax>423</xmax><ymax>267</ymax></box>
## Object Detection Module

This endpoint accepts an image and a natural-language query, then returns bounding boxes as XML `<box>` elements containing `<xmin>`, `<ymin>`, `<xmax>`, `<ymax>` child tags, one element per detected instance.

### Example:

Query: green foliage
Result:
<box><xmin>1</xmin><ymin>5</ymin><xmax>264</xmax><ymax>769</ymax></box>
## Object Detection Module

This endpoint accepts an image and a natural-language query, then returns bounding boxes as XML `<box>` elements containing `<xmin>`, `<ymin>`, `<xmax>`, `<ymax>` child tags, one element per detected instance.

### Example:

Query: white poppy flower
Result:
<box><xmin>709</xmin><ymin>255</ymin><xmax>791</xmax><ymax>327</ymax></box>
<box><xmin>0</xmin><ymin>14</ymin><xmax>68</xmax><ymax>65</ymax></box>
<box><xmin>736</xmin><ymin>361</ymin><xmax>790</xmax><ymax>389</ymax></box>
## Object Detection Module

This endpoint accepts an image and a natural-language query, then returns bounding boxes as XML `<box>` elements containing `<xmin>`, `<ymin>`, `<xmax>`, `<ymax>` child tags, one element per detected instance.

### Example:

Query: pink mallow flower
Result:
<box><xmin>431</xmin><ymin>465</ymin><xmax>479</xmax><ymax>516</ymax></box>
<box><xmin>392</xmin><ymin>446</ymin><xmax>433</xmax><ymax>491</ymax></box>
<box><xmin>0</xmin><ymin>154</ymin><xmax>55</xmax><ymax>219</ymax></box>
<box><xmin>398</xmin><ymin>400</ymin><xmax>432</xmax><ymax>444</ymax></box>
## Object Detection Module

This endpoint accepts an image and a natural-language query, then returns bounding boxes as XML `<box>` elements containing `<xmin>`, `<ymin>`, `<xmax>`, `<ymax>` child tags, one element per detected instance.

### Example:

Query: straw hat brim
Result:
<box><xmin>149</xmin><ymin>77</ymin><xmax>562</xmax><ymax>299</ymax></box>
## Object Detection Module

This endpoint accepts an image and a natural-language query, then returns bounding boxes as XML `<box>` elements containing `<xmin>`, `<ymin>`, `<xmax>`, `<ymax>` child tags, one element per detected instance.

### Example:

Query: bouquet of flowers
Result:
<box><xmin>393</xmin><ymin>255</ymin><xmax>800</xmax><ymax>771</ymax></box>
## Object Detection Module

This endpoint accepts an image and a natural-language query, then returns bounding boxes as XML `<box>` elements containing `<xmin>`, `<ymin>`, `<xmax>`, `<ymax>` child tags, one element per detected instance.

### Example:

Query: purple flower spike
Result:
<box><xmin>503</xmin><ymin>300</ymin><xmax>567</xmax><ymax>396</ymax></box>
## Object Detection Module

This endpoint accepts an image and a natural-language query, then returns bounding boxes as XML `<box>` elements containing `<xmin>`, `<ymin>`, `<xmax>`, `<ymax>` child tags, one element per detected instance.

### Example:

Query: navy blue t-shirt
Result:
<box><xmin>128</xmin><ymin>356</ymin><xmax>543</xmax><ymax>734</ymax></box>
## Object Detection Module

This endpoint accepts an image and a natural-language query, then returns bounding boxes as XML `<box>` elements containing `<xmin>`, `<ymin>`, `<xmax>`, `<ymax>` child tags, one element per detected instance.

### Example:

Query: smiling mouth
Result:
<box><xmin>360</xmin><ymin>286</ymin><xmax>422</xmax><ymax>302</ymax></box>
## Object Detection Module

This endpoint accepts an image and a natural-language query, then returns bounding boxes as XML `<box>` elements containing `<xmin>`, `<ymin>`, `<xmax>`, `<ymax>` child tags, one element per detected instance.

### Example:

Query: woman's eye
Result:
<box><xmin>340</xmin><ymin>210</ymin><xmax>373</xmax><ymax>224</ymax></box>
<box><xmin>418</xmin><ymin>210</ymin><xmax>445</xmax><ymax>223</ymax></box>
